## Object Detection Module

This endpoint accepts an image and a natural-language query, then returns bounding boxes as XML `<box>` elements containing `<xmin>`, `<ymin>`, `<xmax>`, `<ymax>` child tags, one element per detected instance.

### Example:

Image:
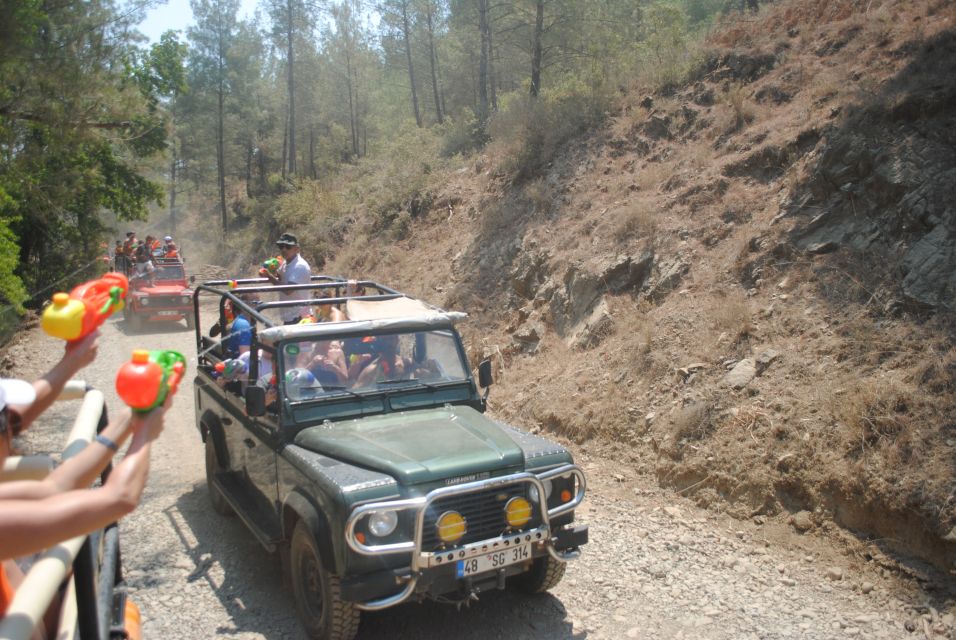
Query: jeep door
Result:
<box><xmin>242</xmin><ymin>409</ymin><xmax>281</xmax><ymax>527</ymax></box>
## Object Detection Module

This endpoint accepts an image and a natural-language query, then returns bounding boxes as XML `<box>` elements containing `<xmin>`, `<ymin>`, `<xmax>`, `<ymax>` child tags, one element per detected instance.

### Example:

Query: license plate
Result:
<box><xmin>456</xmin><ymin>542</ymin><xmax>531</xmax><ymax>577</ymax></box>
<box><xmin>156</xmin><ymin>310</ymin><xmax>179</xmax><ymax>316</ymax></box>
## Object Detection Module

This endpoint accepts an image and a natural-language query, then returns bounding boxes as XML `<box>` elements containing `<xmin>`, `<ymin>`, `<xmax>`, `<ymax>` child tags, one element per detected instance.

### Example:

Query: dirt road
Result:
<box><xmin>8</xmin><ymin>297</ymin><xmax>954</xmax><ymax>639</ymax></box>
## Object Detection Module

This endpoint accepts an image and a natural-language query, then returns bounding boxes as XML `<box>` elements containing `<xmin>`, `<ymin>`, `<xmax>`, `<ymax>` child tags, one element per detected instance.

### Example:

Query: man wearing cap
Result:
<box><xmin>264</xmin><ymin>233</ymin><xmax>312</xmax><ymax>324</ymax></box>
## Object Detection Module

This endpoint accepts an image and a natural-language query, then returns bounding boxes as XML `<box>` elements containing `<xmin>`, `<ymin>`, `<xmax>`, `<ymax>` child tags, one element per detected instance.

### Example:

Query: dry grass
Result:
<box><xmin>823</xmin><ymin>379</ymin><xmax>912</xmax><ymax>456</ymax></box>
<box><xmin>613</xmin><ymin>201</ymin><xmax>659</xmax><ymax>242</ymax></box>
<box><xmin>724</xmin><ymin>83</ymin><xmax>757</xmax><ymax>133</ymax></box>
<box><xmin>711</xmin><ymin>291</ymin><xmax>753</xmax><ymax>343</ymax></box>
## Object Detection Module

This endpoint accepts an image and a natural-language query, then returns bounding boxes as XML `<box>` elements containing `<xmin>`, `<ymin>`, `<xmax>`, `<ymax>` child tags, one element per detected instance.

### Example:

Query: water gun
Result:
<box><xmin>214</xmin><ymin>358</ymin><xmax>247</xmax><ymax>382</ymax></box>
<box><xmin>115</xmin><ymin>349</ymin><xmax>187</xmax><ymax>412</ymax></box>
<box><xmin>259</xmin><ymin>256</ymin><xmax>283</xmax><ymax>277</ymax></box>
<box><xmin>41</xmin><ymin>273</ymin><xmax>129</xmax><ymax>342</ymax></box>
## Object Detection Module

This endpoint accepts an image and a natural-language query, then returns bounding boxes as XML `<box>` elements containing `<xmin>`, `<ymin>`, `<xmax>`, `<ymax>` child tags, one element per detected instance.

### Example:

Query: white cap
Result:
<box><xmin>164</xmin><ymin>235</ymin><xmax>173</xmax><ymax>241</ymax></box>
<box><xmin>0</xmin><ymin>378</ymin><xmax>36</xmax><ymax>412</ymax></box>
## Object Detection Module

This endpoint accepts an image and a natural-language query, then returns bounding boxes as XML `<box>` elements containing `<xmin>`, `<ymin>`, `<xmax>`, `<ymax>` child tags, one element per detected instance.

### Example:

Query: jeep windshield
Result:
<box><xmin>154</xmin><ymin>264</ymin><xmax>185</xmax><ymax>281</ymax></box>
<box><xmin>279</xmin><ymin>328</ymin><xmax>470</xmax><ymax>406</ymax></box>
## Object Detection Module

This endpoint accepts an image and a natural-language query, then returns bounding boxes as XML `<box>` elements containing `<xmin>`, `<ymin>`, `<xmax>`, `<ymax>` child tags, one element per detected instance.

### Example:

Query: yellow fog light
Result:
<box><xmin>505</xmin><ymin>497</ymin><xmax>532</xmax><ymax>528</ymax></box>
<box><xmin>436</xmin><ymin>511</ymin><xmax>466</xmax><ymax>544</ymax></box>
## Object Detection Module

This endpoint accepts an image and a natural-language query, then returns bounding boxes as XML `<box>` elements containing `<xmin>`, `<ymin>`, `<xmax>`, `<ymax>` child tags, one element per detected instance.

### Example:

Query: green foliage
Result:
<box><xmin>0</xmin><ymin>204</ymin><xmax>27</xmax><ymax>312</ymax></box>
<box><xmin>438</xmin><ymin>110</ymin><xmax>489</xmax><ymax>158</ymax></box>
<box><xmin>0</xmin><ymin>1</ymin><xmax>176</xmax><ymax>306</ymax></box>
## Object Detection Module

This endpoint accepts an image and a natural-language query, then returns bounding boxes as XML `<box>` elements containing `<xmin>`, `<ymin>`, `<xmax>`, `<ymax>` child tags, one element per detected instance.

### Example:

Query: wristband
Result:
<box><xmin>94</xmin><ymin>434</ymin><xmax>119</xmax><ymax>452</ymax></box>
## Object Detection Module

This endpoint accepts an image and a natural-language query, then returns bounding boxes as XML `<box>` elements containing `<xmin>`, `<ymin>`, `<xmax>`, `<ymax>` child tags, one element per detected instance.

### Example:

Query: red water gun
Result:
<box><xmin>115</xmin><ymin>350</ymin><xmax>187</xmax><ymax>412</ymax></box>
<box><xmin>41</xmin><ymin>273</ymin><xmax>128</xmax><ymax>342</ymax></box>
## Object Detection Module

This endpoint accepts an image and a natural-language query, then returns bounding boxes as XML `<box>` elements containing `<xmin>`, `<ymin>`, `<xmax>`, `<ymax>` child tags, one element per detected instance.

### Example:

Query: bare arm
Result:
<box><xmin>0</xmin><ymin>409</ymin><xmax>135</xmax><ymax>501</ymax></box>
<box><xmin>0</xmin><ymin>408</ymin><xmax>166</xmax><ymax>560</ymax></box>
<box><xmin>12</xmin><ymin>332</ymin><xmax>99</xmax><ymax>431</ymax></box>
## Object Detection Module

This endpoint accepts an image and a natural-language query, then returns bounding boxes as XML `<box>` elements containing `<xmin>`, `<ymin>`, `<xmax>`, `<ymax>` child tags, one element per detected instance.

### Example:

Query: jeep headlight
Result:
<box><xmin>181</xmin><ymin>295</ymin><xmax>192</xmax><ymax>305</ymax></box>
<box><xmin>367</xmin><ymin>510</ymin><xmax>398</xmax><ymax>537</ymax></box>
<box><xmin>528</xmin><ymin>479</ymin><xmax>553</xmax><ymax>503</ymax></box>
<box><xmin>140</xmin><ymin>297</ymin><xmax>149</xmax><ymax>306</ymax></box>
<box><xmin>505</xmin><ymin>497</ymin><xmax>532</xmax><ymax>528</ymax></box>
<box><xmin>436</xmin><ymin>511</ymin><xmax>466</xmax><ymax>544</ymax></box>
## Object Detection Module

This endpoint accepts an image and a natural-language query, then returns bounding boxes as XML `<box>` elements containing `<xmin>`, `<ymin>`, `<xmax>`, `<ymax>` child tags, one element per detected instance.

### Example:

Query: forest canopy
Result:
<box><xmin>0</xmin><ymin>0</ymin><xmax>736</xmax><ymax>313</ymax></box>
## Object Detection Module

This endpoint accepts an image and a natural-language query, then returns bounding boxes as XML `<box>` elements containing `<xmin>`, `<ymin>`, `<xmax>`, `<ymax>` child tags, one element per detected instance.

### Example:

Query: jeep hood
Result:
<box><xmin>135</xmin><ymin>285</ymin><xmax>188</xmax><ymax>295</ymax></box>
<box><xmin>293</xmin><ymin>406</ymin><xmax>524</xmax><ymax>485</ymax></box>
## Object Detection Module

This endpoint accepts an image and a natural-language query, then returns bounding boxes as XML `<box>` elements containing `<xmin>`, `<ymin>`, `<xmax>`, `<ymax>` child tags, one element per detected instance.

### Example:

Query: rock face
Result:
<box><xmin>783</xmin><ymin>31</ymin><xmax>956</xmax><ymax>311</ymax></box>
<box><xmin>507</xmin><ymin>250</ymin><xmax>658</xmax><ymax>348</ymax></box>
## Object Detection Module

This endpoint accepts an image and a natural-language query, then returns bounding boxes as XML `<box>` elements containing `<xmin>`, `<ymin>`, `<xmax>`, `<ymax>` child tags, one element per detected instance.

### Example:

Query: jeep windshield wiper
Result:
<box><xmin>319</xmin><ymin>385</ymin><xmax>363</xmax><ymax>399</ymax></box>
<box><xmin>376</xmin><ymin>378</ymin><xmax>439</xmax><ymax>391</ymax></box>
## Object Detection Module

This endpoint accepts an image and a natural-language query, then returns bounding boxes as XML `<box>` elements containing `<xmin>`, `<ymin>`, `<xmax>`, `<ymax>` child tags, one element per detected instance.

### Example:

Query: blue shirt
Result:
<box><xmin>227</xmin><ymin>314</ymin><xmax>252</xmax><ymax>356</ymax></box>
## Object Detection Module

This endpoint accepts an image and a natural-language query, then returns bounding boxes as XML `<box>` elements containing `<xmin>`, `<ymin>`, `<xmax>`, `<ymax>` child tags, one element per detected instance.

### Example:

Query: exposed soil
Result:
<box><xmin>316</xmin><ymin>0</ymin><xmax>956</xmax><ymax>573</ymax></box>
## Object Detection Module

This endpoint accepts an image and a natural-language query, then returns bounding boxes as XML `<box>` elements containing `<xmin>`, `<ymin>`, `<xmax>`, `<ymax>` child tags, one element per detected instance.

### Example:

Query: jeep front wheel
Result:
<box><xmin>204</xmin><ymin>437</ymin><xmax>232</xmax><ymax>516</ymax></box>
<box><xmin>290</xmin><ymin>521</ymin><xmax>359</xmax><ymax>640</ymax></box>
<box><xmin>185</xmin><ymin>313</ymin><xmax>195</xmax><ymax>330</ymax></box>
<box><xmin>510</xmin><ymin>555</ymin><xmax>566</xmax><ymax>593</ymax></box>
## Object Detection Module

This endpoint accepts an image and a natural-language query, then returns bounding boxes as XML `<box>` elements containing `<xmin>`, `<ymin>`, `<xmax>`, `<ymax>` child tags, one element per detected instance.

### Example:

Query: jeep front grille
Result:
<box><xmin>146</xmin><ymin>296</ymin><xmax>187</xmax><ymax>309</ymax></box>
<box><xmin>421</xmin><ymin>482</ymin><xmax>540</xmax><ymax>550</ymax></box>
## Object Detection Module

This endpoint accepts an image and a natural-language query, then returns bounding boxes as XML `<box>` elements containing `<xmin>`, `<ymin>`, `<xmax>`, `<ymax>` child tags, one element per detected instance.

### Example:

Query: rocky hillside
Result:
<box><xmin>325</xmin><ymin>0</ymin><xmax>956</xmax><ymax>570</ymax></box>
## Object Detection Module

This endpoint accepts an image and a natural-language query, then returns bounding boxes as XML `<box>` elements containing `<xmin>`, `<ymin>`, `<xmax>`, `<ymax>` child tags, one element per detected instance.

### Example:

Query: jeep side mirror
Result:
<box><xmin>245</xmin><ymin>385</ymin><xmax>266</xmax><ymax>417</ymax></box>
<box><xmin>189</xmin><ymin>275</ymin><xmax>196</xmax><ymax>284</ymax></box>
<box><xmin>478</xmin><ymin>359</ymin><xmax>493</xmax><ymax>388</ymax></box>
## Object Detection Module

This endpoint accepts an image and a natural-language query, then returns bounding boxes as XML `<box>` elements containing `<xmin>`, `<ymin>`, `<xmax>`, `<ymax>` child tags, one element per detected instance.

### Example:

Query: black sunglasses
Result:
<box><xmin>0</xmin><ymin>407</ymin><xmax>24</xmax><ymax>438</ymax></box>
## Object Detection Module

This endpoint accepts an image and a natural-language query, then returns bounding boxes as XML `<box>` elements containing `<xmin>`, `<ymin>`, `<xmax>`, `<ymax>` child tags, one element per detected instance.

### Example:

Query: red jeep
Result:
<box><xmin>123</xmin><ymin>257</ymin><xmax>195</xmax><ymax>331</ymax></box>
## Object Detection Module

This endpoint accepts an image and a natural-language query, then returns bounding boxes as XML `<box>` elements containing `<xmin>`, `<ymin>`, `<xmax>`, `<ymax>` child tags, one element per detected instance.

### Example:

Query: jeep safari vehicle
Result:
<box><xmin>124</xmin><ymin>257</ymin><xmax>195</xmax><ymax>331</ymax></box>
<box><xmin>191</xmin><ymin>277</ymin><xmax>588</xmax><ymax>640</ymax></box>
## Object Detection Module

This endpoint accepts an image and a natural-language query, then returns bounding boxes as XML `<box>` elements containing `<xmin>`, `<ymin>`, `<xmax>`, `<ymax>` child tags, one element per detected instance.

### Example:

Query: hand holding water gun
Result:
<box><xmin>214</xmin><ymin>358</ymin><xmax>248</xmax><ymax>382</ymax></box>
<box><xmin>116</xmin><ymin>350</ymin><xmax>187</xmax><ymax>413</ymax></box>
<box><xmin>259</xmin><ymin>256</ymin><xmax>283</xmax><ymax>277</ymax></box>
<box><xmin>41</xmin><ymin>273</ymin><xmax>128</xmax><ymax>342</ymax></box>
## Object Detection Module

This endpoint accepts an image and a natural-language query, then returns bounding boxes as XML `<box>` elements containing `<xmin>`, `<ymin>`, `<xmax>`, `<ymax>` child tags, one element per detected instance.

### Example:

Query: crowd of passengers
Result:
<box><xmin>209</xmin><ymin>231</ymin><xmax>445</xmax><ymax>403</ymax></box>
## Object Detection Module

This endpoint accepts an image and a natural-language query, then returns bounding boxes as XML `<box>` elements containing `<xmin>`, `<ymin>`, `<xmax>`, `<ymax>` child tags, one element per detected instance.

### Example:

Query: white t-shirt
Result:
<box><xmin>278</xmin><ymin>252</ymin><xmax>311</xmax><ymax>322</ymax></box>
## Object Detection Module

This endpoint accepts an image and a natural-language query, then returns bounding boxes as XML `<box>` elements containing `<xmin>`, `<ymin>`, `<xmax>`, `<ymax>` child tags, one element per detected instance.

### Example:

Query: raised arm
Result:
<box><xmin>12</xmin><ymin>331</ymin><xmax>99</xmax><ymax>432</ymax></box>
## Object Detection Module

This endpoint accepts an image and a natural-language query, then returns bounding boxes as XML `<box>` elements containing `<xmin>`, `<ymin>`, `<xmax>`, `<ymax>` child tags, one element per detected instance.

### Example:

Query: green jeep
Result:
<box><xmin>191</xmin><ymin>277</ymin><xmax>588</xmax><ymax>640</ymax></box>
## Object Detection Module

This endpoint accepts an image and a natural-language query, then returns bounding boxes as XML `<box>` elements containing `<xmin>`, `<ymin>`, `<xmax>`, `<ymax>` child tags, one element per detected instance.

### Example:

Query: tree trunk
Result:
<box><xmin>401</xmin><ymin>0</ymin><xmax>422</xmax><ymax>127</ymax></box>
<box><xmin>487</xmin><ymin>12</ymin><xmax>497</xmax><ymax>112</ymax></box>
<box><xmin>308</xmin><ymin>126</ymin><xmax>315</xmax><ymax>179</ymax></box>
<box><xmin>169</xmin><ymin>143</ymin><xmax>178</xmax><ymax>233</ymax></box>
<box><xmin>286</xmin><ymin>0</ymin><xmax>297</xmax><ymax>175</ymax></box>
<box><xmin>476</xmin><ymin>0</ymin><xmax>489</xmax><ymax>122</ymax></box>
<box><xmin>345</xmin><ymin>45</ymin><xmax>358</xmax><ymax>157</ymax></box>
<box><xmin>217</xmin><ymin>79</ymin><xmax>227</xmax><ymax>239</ymax></box>
<box><xmin>245</xmin><ymin>141</ymin><xmax>253</xmax><ymax>198</ymax></box>
<box><xmin>425</xmin><ymin>1</ymin><xmax>443</xmax><ymax>125</ymax></box>
<box><xmin>530</xmin><ymin>0</ymin><xmax>544</xmax><ymax>97</ymax></box>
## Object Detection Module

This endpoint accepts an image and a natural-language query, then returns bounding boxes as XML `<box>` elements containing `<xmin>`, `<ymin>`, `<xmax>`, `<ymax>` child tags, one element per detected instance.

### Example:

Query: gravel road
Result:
<box><xmin>7</xmin><ymin>293</ymin><xmax>955</xmax><ymax>639</ymax></box>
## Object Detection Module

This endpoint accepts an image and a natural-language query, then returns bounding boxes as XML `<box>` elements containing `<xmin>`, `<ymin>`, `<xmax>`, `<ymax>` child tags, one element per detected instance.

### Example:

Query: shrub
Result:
<box><xmin>488</xmin><ymin>79</ymin><xmax>611</xmax><ymax>183</ymax></box>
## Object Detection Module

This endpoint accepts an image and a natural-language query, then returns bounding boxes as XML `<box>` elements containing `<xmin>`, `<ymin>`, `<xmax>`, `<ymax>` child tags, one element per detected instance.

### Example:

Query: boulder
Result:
<box><xmin>724</xmin><ymin>359</ymin><xmax>757</xmax><ymax>389</ymax></box>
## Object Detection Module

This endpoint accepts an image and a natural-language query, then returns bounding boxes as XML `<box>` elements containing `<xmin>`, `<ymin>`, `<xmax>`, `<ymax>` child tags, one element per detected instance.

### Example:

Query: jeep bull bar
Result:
<box><xmin>344</xmin><ymin>464</ymin><xmax>587</xmax><ymax>611</ymax></box>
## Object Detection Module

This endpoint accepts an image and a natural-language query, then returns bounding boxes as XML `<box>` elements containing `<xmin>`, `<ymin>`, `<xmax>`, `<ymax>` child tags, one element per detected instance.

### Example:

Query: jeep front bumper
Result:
<box><xmin>343</xmin><ymin>464</ymin><xmax>587</xmax><ymax>611</ymax></box>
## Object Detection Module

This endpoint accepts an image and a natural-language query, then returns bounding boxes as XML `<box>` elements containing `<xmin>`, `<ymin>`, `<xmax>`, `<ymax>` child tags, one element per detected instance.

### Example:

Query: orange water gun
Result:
<box><xmin>41</xmin><ymin>273</ymin><xmax>128</xmax><ymax>342</ymax></box>
<box><xmin>115</xmin><ymin>350</ymin><xmax>187</xmax><ymax>412</ymax></box>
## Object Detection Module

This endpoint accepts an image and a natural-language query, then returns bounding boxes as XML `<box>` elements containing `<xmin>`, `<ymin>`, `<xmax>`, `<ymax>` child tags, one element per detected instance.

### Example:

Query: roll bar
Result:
<box><xmin>0</xmin><ymin>382</ymin><xmax>133</xmax><ymax>640</ymax></box>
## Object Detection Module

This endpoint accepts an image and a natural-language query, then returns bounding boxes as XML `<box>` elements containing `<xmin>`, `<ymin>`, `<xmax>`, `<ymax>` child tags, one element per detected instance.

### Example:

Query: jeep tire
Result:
<box><xmin>290</xmin><ymin>521</ymin><xmax>359</xmax><ymax>640</ymax></box>
<box><xmin>185</xmin><ymin>313</ymin><xmax>195</xmax><ymax>330</ymax></box>
<box><xmin>204</xmin><ymin>437</ymin><xmax>232</xmax><ymax>516</ymax></box>
<box><xmin>510</xmin><ymin>555</ymin><xmax>566</xmax><ymax>593</ymax></box>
